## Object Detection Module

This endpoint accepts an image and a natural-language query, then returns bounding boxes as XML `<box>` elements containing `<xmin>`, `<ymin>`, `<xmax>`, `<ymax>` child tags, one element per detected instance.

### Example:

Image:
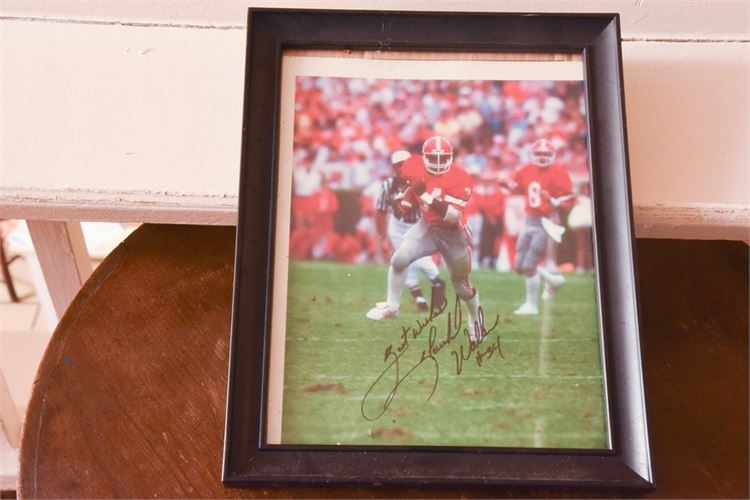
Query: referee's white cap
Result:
<box><xmin>391</xmin><ymin>150</ymin><xmax>411</xmax><ymax>165</ymax></box>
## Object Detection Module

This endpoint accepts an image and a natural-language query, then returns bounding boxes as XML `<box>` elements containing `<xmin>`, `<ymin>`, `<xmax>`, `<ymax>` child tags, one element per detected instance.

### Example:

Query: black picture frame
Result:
<box><xmin>224</xmin><ymin>8</ymin><xmax>653</xmax><ymax>489</ymax></box>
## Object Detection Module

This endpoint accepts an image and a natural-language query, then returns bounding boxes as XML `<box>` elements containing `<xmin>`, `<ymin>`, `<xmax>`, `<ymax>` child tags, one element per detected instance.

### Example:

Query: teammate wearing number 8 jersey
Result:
<box><xmin>506</xmin><ymin>138</ymin><xmax>573</xmax><ymax>315</ymax></box>
<box><xmin>366</xmin><ymin>135</ymin><xmax>484</xmax><ymax>342</ymax></box>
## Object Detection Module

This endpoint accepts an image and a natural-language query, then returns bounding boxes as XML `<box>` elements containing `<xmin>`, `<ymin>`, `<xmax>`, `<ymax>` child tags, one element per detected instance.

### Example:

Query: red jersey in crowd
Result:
<box><xmin>315</xmin><ymin>187</ymin><xmax>339</xmax><ymax>233</ymax></box>
<box><xmin>479</xmin><ymin>188</ymin><xmax>506</xmax><ymax>224</ymax></box>
<box><xmin>512</xmin><ymin>163</ymin><xmax>572</xmax><ymax>217</ymax></box>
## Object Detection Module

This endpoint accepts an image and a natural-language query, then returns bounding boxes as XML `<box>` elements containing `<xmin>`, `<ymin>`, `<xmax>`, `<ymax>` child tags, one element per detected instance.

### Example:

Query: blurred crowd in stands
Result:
<box><xmin>289</xmin><ymin>77</ymin><xmax>594</xmax><ymax>272</ymax></box>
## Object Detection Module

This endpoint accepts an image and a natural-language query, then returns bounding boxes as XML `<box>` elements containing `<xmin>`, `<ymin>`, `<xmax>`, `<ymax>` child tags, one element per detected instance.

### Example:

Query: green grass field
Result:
<box><xmin>279</xmin><ymin>260</ymin><xmax>609</xmax><ymax>450</ymax></box>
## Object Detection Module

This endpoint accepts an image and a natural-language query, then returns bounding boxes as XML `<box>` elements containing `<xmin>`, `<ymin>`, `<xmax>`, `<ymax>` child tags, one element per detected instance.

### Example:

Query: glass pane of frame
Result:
<box><xmin>265</xmin><ymin>49</ymin><xmax>611</xmax><ymax>451</ymax></box>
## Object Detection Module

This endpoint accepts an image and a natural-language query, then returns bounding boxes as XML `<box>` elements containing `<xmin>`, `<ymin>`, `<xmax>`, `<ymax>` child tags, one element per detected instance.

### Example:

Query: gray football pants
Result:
<box><xmin>514</xmin><ymin>215</ymin><xmax>547</xmax><ymax>275</ymax></box>
<box><xmin>390</xmin><ymin>219</ymin><xmax>475</xmax><ymax>300</ymax></box>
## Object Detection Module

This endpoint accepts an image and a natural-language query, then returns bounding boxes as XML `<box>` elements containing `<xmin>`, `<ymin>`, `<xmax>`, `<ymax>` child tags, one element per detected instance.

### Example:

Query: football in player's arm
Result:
<box><xmin>501</xmin><ymin>138</ymin><xmax>574</xmax><ymax>316</ymax></box>
<box><xmin>367</xmin><ymin>136</ymin><xmax>485</xmax><ymax>342</ymax></box>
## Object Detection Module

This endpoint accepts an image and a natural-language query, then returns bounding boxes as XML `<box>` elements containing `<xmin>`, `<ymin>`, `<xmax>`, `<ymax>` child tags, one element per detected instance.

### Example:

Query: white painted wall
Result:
<box><xmin>623</xmin><ymin>41</ymin><xmax>749</xmax><ymax>206</ymax></box>
<box><xmin>1</xmin><ymin>1</ymin><xmax>748</xmax><ymax>237</ymax></box>
<box><xmin>1</xmin><ymin>20</ymin><xmax>244</xmax><ymax>195</ymax></box>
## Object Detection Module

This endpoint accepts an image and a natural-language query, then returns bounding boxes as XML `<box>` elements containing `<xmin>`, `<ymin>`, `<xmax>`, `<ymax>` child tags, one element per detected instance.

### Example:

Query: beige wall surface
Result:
<box><xmin>1</xmin><ymin>1</ymin><xmax>748</xmax><ymax>237</ymax></box>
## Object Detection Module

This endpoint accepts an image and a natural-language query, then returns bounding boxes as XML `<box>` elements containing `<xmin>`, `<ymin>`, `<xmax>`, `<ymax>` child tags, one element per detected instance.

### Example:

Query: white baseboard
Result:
<box><xmin>0</xmin><ymin>187</ymin><xmax>747</xmax><ymax>241</ymax></box>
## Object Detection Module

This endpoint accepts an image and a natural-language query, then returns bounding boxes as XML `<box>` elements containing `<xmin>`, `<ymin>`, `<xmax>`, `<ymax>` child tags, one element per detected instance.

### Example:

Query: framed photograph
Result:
<box><xmin>224</xmin><ymin>9</ymin><xmax>653</xmax><ymax>488</ymax></box>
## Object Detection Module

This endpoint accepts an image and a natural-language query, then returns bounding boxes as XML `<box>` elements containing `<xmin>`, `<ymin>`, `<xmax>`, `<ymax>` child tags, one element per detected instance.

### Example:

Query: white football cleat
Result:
<box><xmin>513</xmin><ymin>303</ymin><xmax>539</xmax><ymax>316</ymax></box>
<box><xmin>468</xmin><ymin>325</ymin><xmax>485</xmax><ymax>343</ymax></box>
<box><xmin>366</xmin><ymin>303</ymin><xmax>399</xmax><ymax>320</ymax></box>
<box><xmin>542</xmin><ymin>272</ymin><xmax>565</xmax><ymax>301</ymax></box>
<box><xmin>538</xmin><ymin>268</ymin><xmax>566</xmax><ymax>287</ymax></box>
<box><xmin>547</xmin><ymin>273</ymin><xmax>565</xmax><ymax>287</ymax></box>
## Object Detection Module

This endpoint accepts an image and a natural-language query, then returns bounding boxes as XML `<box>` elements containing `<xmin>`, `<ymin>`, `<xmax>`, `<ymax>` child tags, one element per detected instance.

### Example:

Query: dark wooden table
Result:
<box><xmin>18</xmin><ymin>225</ymin><xmax>749</xmax><ymax>499</ymax></box>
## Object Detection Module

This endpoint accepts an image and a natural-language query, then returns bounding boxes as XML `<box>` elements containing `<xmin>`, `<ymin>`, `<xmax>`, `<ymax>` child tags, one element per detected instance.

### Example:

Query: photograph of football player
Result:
<box><xmin>271</xmin><ymin>64</ymin><xmax>606</xmax><ymax>451</ymax></box>
<box><xmin>366</xmin><ymin>136</ymin><xmax>482</xmax><ymax>341</ymax></box>
<box><xmin>369</xmin><ymin>150</ymin><xmax>445</xmax><ymax>315</ymax></box>
<box><xmin>503</xmin><ymin>138</ymin><xmax>574</xmax><ymax>315</ymax></box>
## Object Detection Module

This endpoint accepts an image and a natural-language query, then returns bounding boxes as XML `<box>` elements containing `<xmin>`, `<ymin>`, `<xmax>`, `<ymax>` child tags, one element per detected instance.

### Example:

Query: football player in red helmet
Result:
<box><xmin>367</xmin><ymin>135</ymin><xmax>485</xmax><ymax>342</ymax></box>
<box><xmin>502</xmin><ymin>138</ymin><xmax>574</xmax><ymax>315</ymax></box>
<box><xmin>372</xmin><ymin>150</ymin><xmax>445</xmax><ymax>313</ymax></box>
<box><xmin>421</xmin><ymin>135</ymin><xmax>453</xmax><ymax>175</ymax></box>
<box><xmin>530</xmin><ymin>138</ymin><xmax>556</xmax><ymax>167</ymax></box>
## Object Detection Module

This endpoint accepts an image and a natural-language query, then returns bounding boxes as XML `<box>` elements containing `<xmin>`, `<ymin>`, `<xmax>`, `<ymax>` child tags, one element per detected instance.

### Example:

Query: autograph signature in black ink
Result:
<box><xmin>360</xmin><ymin>295</ymin><xmax>501</xmax><ymax>421</ymax></box>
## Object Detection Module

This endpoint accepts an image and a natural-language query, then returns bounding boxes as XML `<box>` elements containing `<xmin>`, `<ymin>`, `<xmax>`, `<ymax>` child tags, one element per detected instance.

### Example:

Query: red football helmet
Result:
<box><xmin>422</xmin><ymin>135</ymin><xmax>453</xmax><ymax>175</ymax></box>
<box><xmin>530</xmin><ymin>139</ymin><xmax>556</xmax><ymax>167</ymax></box>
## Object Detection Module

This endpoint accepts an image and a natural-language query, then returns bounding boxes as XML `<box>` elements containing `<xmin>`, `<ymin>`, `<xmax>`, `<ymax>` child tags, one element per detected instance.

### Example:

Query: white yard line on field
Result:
<box><xmin>533</xmin><ymin>298</ymin><xmax>555</xmax><ymax>448</ymax></box>
<box><xmin>539</xmin><ymin>299</ymin><xmax>554</xmax><ymax>378</ymax></box>
<box><xmin>533</xmin><ymin>418</ymin><xmax>546</xmax><ymax>448</ymax></box>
